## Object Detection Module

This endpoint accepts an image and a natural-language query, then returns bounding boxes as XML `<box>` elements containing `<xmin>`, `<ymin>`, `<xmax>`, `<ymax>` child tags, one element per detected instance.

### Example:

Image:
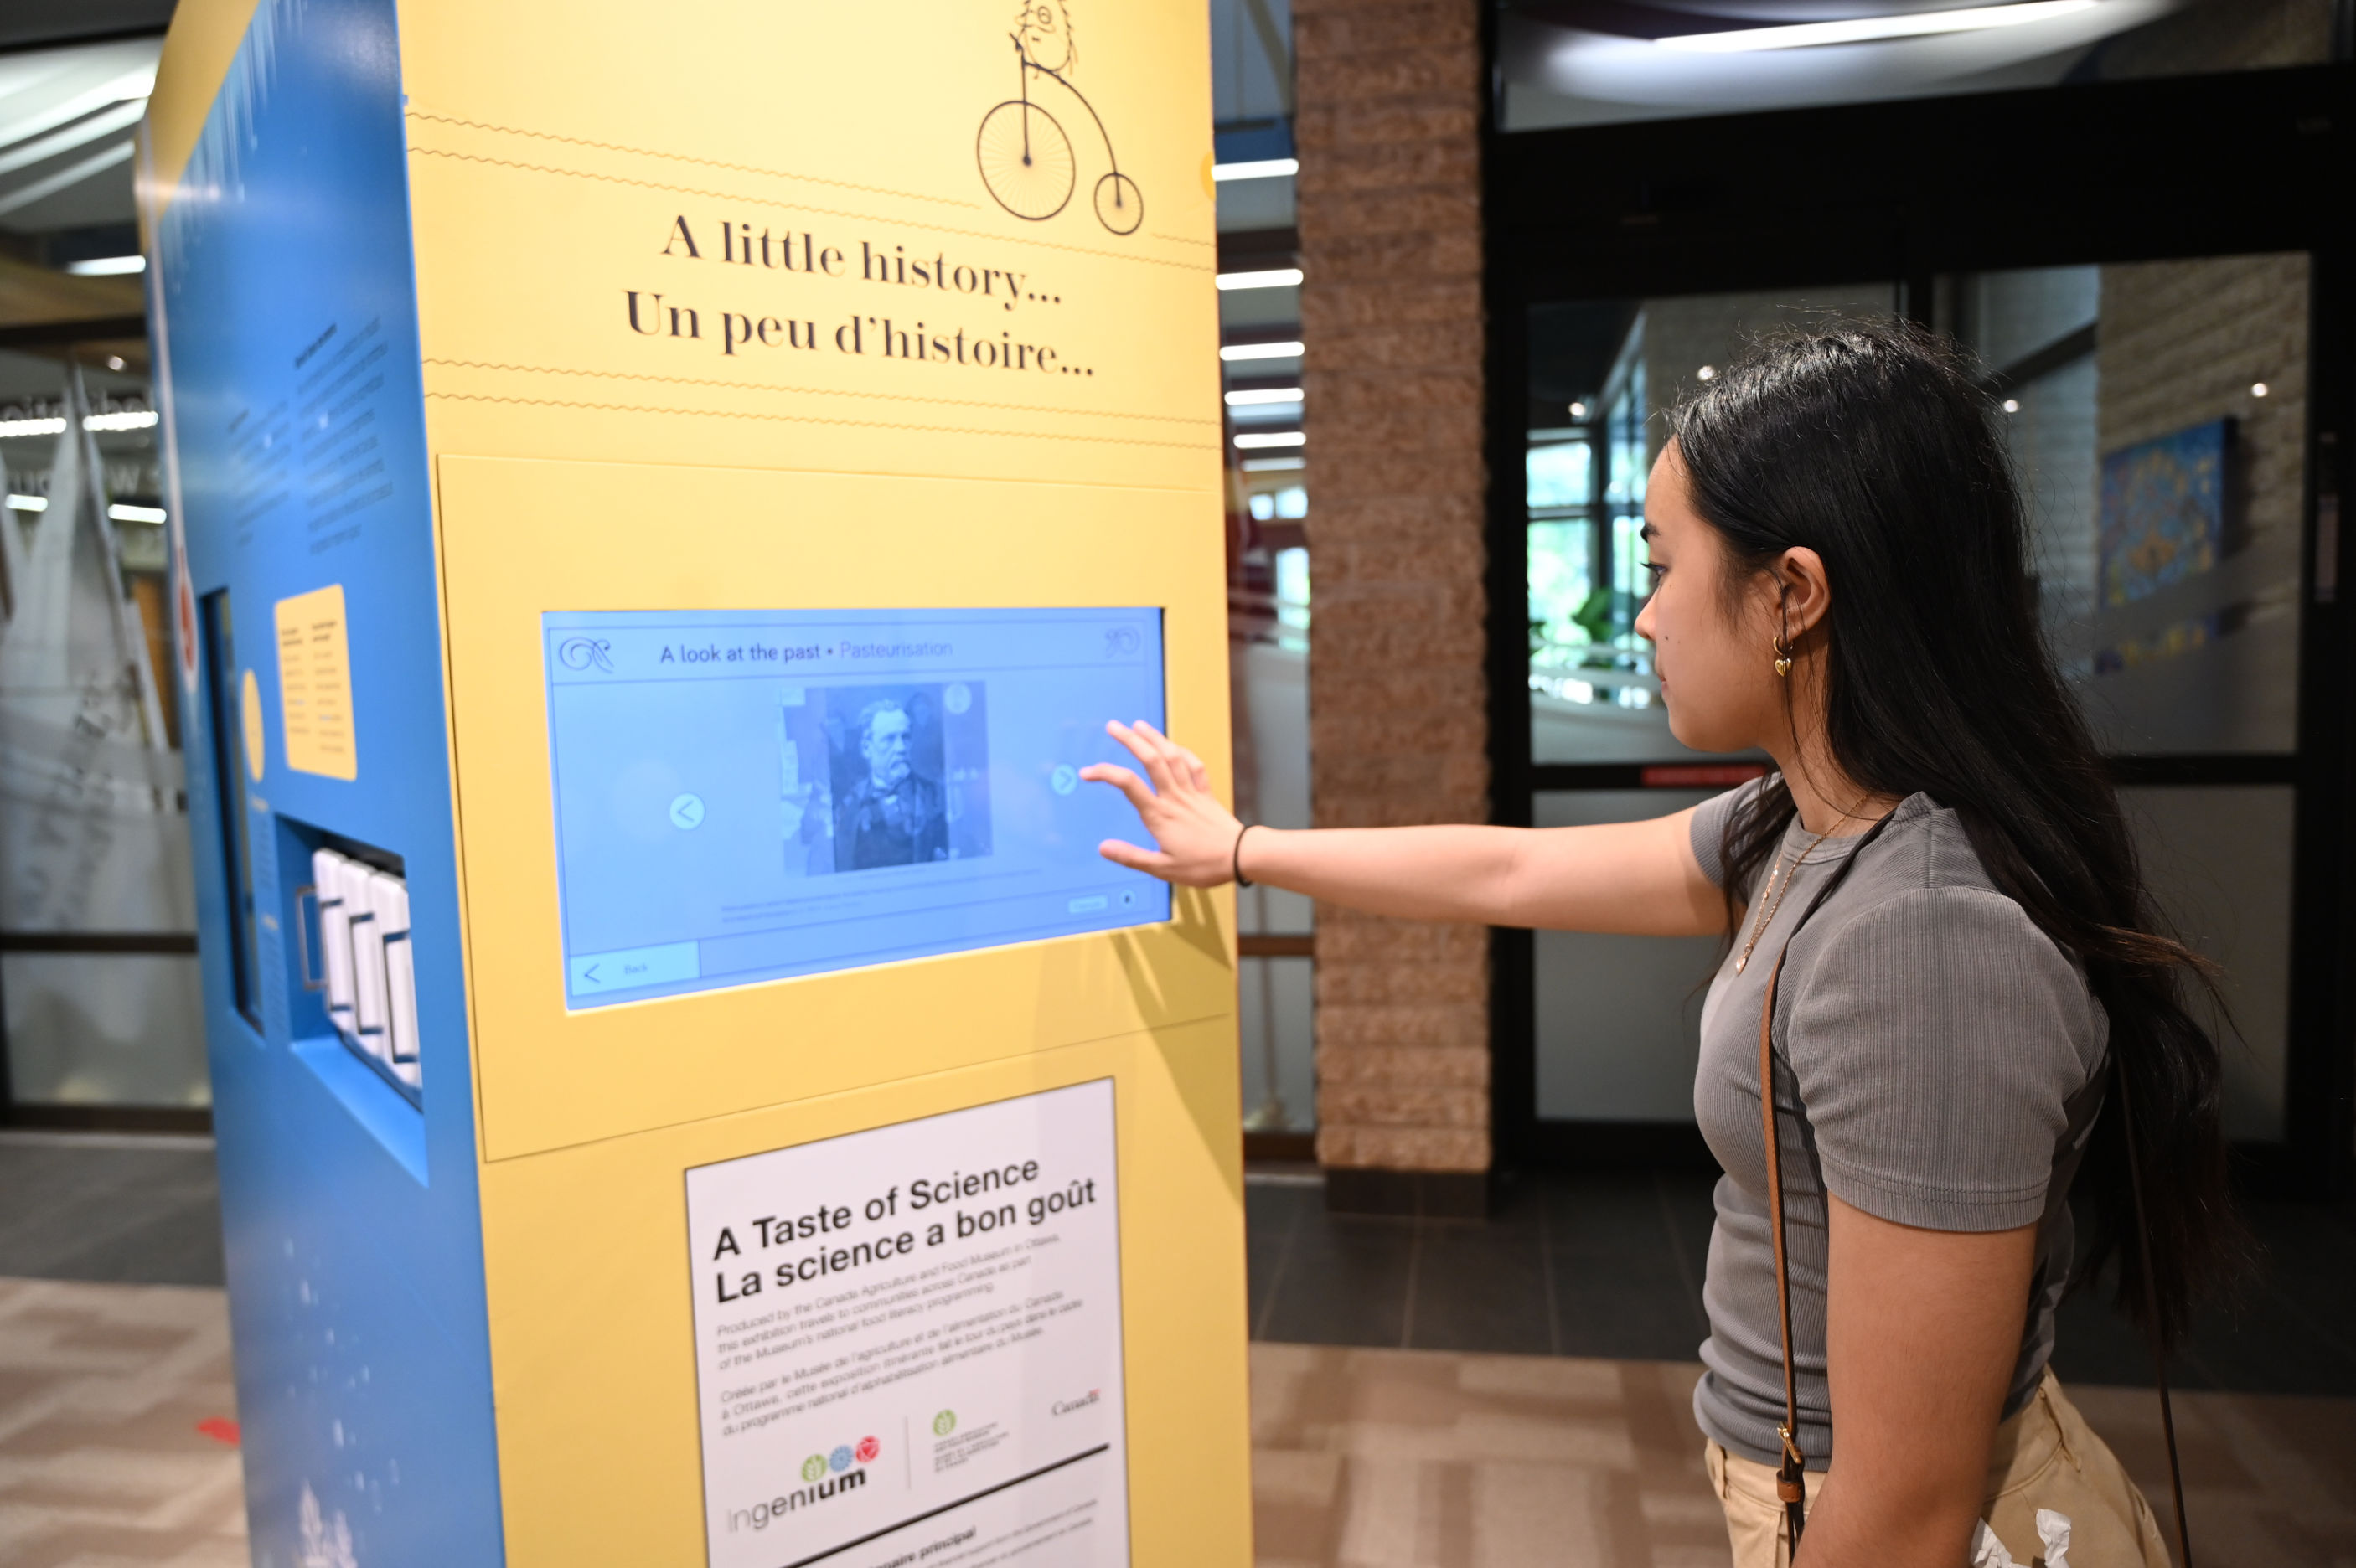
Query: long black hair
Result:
<box><xmin>1670</xmin><ymin>319</ymin><xmax>2241</xmax><ymax>1347</ymax></box>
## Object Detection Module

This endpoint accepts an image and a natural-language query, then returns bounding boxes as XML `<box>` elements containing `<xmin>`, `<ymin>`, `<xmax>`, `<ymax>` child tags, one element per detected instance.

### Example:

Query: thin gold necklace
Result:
<box><xmin>1733</xmin><ymin>826</ymin><xmax>1836</xmax><ymax>974</ymax></box>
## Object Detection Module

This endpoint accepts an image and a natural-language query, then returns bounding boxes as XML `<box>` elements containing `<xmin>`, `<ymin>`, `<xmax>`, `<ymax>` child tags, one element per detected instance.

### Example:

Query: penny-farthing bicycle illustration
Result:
<box><xmin>976</xmin><ymin>2</ymin><xmax>1143</xmax><ymax>235</ymax></box>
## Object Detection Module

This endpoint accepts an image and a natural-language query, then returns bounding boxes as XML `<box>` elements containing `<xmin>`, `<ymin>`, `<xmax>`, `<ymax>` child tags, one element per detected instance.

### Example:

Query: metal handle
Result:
<box><xmin>294</xmin><ymin>885</ymin><xmax>324</xmax><ymax>991</ymax></box>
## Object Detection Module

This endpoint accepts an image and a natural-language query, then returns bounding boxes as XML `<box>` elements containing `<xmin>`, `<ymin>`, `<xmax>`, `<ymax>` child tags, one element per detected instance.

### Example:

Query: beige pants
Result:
<box><xmin>1705</xmin><ymin>1370</ymin><xmax>2173</xmax><ymax>1567</ymax></box>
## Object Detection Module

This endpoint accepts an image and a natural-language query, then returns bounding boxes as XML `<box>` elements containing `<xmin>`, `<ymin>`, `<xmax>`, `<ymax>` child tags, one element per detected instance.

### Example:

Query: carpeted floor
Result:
<box><xmin>0</xmin><ymin>1277</ymin><xmax>247</xmax><ymax>1566</ymax></box>
<box><xmin>5</xmin><ymin>1137</ymin><xmax>2353</xmax><ymax>1564</ymax></box>
<box><xmin>5</xmin><ymin>1277</ymin><xmax>2354</xmax><ymax>1567</ymax></box>
<box><xmin>1249</xmin><ymin>1341</ymin><xmax>2356</xmax><ymax>1567</ymax></box>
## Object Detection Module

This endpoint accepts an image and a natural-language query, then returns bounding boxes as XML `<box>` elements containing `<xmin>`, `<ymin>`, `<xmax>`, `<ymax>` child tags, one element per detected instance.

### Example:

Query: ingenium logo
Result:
<box><xmin>729</xmin><ymin>1437</ymin><xmax>881</xmax><ymax>1534</ymax></box>
<box><xmin>801</xmin><ymin>1435</ymin><xmax>882</xmax><ymax>1482</ymax></box>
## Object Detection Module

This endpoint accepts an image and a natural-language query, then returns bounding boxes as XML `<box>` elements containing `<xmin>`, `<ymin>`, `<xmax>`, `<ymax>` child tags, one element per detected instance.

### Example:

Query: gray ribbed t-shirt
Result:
<box><xmin>1687</xmin><ymin>784</ymin><xmax>2108</xmax><ymax>1469</ymax></box>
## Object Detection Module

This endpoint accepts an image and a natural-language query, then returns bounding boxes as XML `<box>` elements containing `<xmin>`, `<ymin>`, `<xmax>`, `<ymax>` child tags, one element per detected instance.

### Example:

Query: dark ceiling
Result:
<box><xmin>0</xmin><ymin>1</ymin><xmax>173</xmax><ymax>54</ymax></box>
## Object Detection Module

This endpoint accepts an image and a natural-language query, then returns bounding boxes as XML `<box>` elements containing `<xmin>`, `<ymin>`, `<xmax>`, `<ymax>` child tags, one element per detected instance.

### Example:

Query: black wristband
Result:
<box><xmin>1232</xmin><ymin>823</ymin><xmax>1257</xmax><ymax>888</ymax></box>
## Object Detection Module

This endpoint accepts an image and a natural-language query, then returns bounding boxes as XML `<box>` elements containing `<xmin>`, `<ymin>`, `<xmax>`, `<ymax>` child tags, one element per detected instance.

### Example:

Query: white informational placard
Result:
<box><xmin>686</xmin><ymin>1081</ymin><xmax>1130</xmax><ymax>1568</ymax></box>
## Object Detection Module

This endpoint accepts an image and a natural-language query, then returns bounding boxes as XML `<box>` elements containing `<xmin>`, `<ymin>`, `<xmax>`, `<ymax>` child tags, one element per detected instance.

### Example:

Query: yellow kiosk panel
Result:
<box><xmin>150</xmin><ymin>0</ymin><xmax>1244</xmax><ymax>1558</ymax></box>
<box><xmin>439</xmin><ymin>455</ymin><xmax>1236</xmax><ymax>1162</ymax></box>
<box><xmin>479</xmin><ymin>1020</ymin><xmax>1248</xmax><ymax>1565</ymax></box>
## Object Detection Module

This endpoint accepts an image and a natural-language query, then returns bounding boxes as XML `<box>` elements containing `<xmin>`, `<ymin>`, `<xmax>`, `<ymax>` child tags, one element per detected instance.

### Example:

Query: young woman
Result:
<box><xmin>1083</xmin><ymin>323</ymin><xmax>2236</xmax><ymax>1568</ymax></box>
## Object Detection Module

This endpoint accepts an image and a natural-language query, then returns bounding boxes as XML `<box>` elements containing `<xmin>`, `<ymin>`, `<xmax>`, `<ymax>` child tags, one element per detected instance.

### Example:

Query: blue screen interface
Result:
<box><xmin>542</xmin><ymin>607</ymin><xmax>1170</xmax><ymax>1008</ymax></box>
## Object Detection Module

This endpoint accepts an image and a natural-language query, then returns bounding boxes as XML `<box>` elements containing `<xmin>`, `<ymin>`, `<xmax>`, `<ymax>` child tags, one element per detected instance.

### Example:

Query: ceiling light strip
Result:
<box><xmin>1656</xmin><ymin>0</ymin><xmax>2098</xmax><ymax>54</ymax></box>
<box><xmin>1221</xmin><ymin>341</ymin><xmax>1305</xmax><ymax>362</ymax></box>
<box><xmin>1213</xmin><ymin>157</ymin><xmax>1299</xmax><ymax>182</ymax></box>
<box><xmin>0</xmin><ymin>65</ymin><xmax>156</xmax><ymax>158</ymax></box>
<box><xmin>1216</xmin><ymin>268</ymin><xmax>1303</xmax><ymax>291</ymax></box>
<box><xmin>0</xmin><ymin>98</ymin><xmax>147</xmax><ymax>181</ymax></box>
<box><xmin>0</xmin><ymin>410</ymin><xmax>155</xmax><ymax>438</ymax></box>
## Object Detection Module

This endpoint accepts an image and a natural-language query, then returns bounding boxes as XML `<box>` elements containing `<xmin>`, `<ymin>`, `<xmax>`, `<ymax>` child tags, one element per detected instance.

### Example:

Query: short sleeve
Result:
<box><xmin>1784</xmin><ymin>885</ymin><xmax>2104</xmax><ymax>1233</ymax></box>
<box><xmin>1688</xmin><ymin>780</ymin><xmax>1766</xmax><ymax>890</ymax></box>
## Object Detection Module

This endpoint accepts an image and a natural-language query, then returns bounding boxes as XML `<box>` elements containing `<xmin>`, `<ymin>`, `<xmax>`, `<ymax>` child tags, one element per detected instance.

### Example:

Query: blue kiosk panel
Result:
<box><xmin>152</xmin><ymin>0</ymin><xmax>504</xmax><ymax>1560</ymax></box>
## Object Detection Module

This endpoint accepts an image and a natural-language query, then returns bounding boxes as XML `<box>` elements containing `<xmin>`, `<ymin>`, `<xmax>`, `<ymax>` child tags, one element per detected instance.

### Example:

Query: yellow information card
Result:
<box><xmin>274</xmin><ymin>584</ymin><xmax>358</xmax><ymax>780</ymax></box>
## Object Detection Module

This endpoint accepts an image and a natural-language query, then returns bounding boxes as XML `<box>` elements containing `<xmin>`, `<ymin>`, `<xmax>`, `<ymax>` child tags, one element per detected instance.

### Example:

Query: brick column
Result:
<box><xmin>1294</xmin><ymin>0</ymin><xmax>1491</xmax><ymax>1210</ymax></box>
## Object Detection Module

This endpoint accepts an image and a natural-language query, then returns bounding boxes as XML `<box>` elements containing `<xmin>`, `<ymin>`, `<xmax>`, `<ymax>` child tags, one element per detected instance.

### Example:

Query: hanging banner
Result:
<box><xmin>686</xmin><ymin>1080</ymin><xmax>1129</xmax><ymax>1568</ymax></box>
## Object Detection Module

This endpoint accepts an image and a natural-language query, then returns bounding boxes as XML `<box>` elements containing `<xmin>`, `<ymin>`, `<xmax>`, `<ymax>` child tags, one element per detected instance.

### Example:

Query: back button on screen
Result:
<box><xmin>570</xmin><ymin>941</ymin><xmax>700</xmax><ymax>996</ymax></box>
<box><xmin>669</xmin><ymin>793</ymin><xmax>706</xmax><ymax>830</ymax></box>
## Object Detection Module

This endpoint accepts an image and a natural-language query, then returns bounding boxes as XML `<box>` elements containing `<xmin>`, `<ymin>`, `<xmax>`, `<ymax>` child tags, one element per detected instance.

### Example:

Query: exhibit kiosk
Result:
<box><xmin>141</xmin><ymin>0</ymin><xmax>1246</xmax><ymax>1561</ymax></box>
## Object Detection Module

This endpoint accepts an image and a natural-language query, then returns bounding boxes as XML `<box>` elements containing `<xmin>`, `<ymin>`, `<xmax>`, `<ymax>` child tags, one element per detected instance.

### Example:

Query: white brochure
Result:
<box><xmin>686</xmin><ymin>1079</ymin><xmax>1129</xmax><ymax>1568</ymax></box>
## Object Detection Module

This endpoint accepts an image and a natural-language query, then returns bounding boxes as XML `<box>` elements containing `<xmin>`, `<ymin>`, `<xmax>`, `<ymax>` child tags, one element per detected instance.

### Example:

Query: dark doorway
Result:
<box><xmin>1482</xmin><ymin>57</ymin><xmax>2356</xmax><ymax>1198</ymax></box>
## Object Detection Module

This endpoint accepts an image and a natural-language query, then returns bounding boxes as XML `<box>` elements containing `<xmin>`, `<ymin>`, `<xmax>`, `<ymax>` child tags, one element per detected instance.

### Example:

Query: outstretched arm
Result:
<box><xmin>1081</xmin><ymin>720</ymin><xmax>1725</xmax><ymax>937</ymax></box>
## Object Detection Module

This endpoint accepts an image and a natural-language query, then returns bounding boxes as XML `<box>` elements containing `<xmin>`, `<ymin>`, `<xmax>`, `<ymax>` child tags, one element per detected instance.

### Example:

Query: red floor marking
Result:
<box><xmin>196</xmin><ymin>1417</ymin><xmax>241</xmax><ymax>1446</ymax></box>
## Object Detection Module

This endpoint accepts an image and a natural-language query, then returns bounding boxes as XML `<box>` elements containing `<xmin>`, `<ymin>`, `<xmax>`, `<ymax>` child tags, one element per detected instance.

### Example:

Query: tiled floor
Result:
<box><xmin>1248</xmin><ymin>1167</ymin><xmax>1715</xmax><ymax>1361</ymax></box>
<box><xmin>0</xmin><ymin>1134</ymin><xmax>225</xmax><ymax>1288</ymax></box>
<box><xmin>1246</xmin><ymin>1165</ymin><xmax>2356</xmax><ymax>1398</ymax></box>
<box><xmin>2051</xmin><ymin>1192</ymin><xmax>2356</xmax><ymax>1397</ymax></box>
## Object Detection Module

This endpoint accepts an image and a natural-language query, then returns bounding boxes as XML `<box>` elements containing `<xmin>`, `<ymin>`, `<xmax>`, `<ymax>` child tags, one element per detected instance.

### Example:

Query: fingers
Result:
<box><xmin>1126</xmin><ymin>720</ymin><xmax>1183</xmax><ymax>796</ymax></box>
<box><xmin>1133</xmin><ymin>720</ymin><xmax>1186</xmax><ymax>769</ymax></box>
<box><xmin>1102</xmin><ymin>720</ymin><xmax>1160</xmax><ymax>775</ymax></box>
<box><xmin>1078</xmin><ymin>761</ymin><xmax>1156</xmax><ymax>812</ymax></box>
<box><xmin>1103</xmin><ymin>720</ymin><xmax>1179</xmax><ymax>796</ymax></box>
<box><xmin>1103</xmin><ymin>720</ymin><xmax>1219</xmax><ymax>802</ymax></box>
<box><xmin>1097</xmin><ymin>838</ymin><xmax>1174</xmax><ymax>876</ymax></box>
<box><xmin>1139</xmin><ymin>723</ymin><xmax>1206</xmax><ymax>786</ymax></box>
<box><xmin>1128</xmin><ymin>720</ymin><xmax>1208</xmax><ymax>799</ymax></box>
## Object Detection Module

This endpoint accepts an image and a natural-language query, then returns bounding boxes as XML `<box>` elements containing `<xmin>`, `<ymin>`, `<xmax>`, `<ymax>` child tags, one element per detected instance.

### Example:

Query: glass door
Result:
<box><xmin>1944</xmin><ymin>255</ymin><xmax>2310</xmax><ymax>1142</ymax></box>
<box><xmin>1512</xmin><ymin>254</ymin><xmax>2320</xmax><ymax>1158</ymax></box>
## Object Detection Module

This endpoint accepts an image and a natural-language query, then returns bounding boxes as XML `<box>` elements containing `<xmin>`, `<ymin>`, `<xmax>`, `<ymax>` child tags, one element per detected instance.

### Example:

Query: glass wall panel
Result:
<box><xmin>1532</xmin><ymin>789</ymin><xmax>1723</xmax><ymax>1121</ymax></box>
<box><xmin>1215</xmin><ymin>0</ymin><xmax>1312</xmax><ymax>1144</ymax></box>
<box><xmin>3</xmin><ymin>952</ymin><xmax>208</xmax><ymax>1106</ymax></box>
<box><xmin>1</xmin><ymin>358</ymin><xmax>201</xmax><ymax>1112</ymax></box>
<box><xmin>1946</xmin><ymin>255</ymin><xmax>2310</xmax><ymax>754</ymax></box>
<box><xmin>1208</xmin><ymin>0</ymin><xmax>1292</xmax><ymax>126</ymax></box>
<box><xmin>1238</xmin><ymin>953</ymin><xmax>1315</xmax><ymax>1135</ymax></box>
<box><xmin>1499</xmin><ymin>0</ymin><xmax>2339</xmax><ymax>134</ymax></box>
<box><xmin>1526</xmin><ymin>286</ymin><xmax>1895</xmax><ymax>765</ymax></box>
<box><xmin>1524</xmin><ymin>256</ymin><xmax>2312</xmax><ymax>1143</ymax></box>
<box><xmin>1229</xmin><ymin>565</ymin><xmax>1315</xmax><ymax>1135</ymax></box>
<box><xmin>2120</xmin><ymin>786</ymin><xmax>2294</xmax><ymax>1142</ymax></box>
<box><xmin>1232</xmin><ymin>620</ymin><xmax>1312</xmax><ymax>940</ymax></box>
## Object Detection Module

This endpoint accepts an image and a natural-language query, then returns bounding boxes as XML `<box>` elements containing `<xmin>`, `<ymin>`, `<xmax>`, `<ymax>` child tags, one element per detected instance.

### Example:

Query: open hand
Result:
<box><xmin>1082</xmin><ymin>720</ymin><xmax>1245</xmax><ymax>886</ymax></box>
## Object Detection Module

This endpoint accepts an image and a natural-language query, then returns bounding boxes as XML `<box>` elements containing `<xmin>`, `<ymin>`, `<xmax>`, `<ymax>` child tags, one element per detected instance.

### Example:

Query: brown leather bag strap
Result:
<box><xmin>1751</xmin><ymin>811</ymin><xmax>1897</xmax><ymax>1557</ymax></box>
<box><xmin>1759</xmin><ymin>949</ymin><xmax>1810</xmax><ymax>1554</ymax></box>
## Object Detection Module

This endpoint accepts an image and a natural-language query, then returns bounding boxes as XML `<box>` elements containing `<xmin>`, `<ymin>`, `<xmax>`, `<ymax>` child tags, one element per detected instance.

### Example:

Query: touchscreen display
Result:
<box><xmin>542</xmin><ymin>607</ymin><xmax>1169</xmax><ymax>1008</ymax></box>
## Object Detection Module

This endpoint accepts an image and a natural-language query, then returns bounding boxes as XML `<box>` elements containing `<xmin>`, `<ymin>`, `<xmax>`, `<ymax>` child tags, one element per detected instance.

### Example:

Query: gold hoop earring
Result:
<box><xmin>1772</xmin><ymin>632</ymin><xmax>1794</xmax><ymax>678</ymax></box>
